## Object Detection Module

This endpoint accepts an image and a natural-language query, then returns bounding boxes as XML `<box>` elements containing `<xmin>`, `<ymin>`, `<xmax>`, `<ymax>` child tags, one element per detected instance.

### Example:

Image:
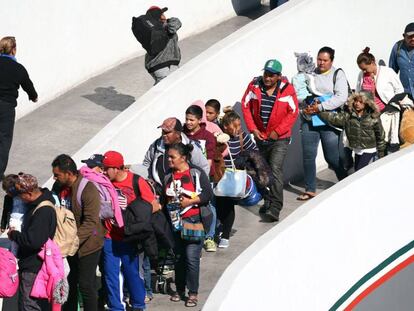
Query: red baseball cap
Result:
<box><xmin>103</xmin><ymin>151</ymin><xmax>124</xmax><ymax>168</ymax></box>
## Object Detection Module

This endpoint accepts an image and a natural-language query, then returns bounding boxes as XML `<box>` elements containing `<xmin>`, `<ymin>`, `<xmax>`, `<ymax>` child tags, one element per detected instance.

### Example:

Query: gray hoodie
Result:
<box><xmin>145</xmin><ymin>17</ymin><xmax>182</xmax><ymax>73</ymax></box>
<box><xmin>142</xmin><ymin>132</ymin><xmax>210</xmax><ymax>186</ymax></box>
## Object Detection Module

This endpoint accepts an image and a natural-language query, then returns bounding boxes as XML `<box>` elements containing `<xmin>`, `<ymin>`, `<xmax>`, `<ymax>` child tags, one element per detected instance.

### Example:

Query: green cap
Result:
<box><xmin>263</xmin><ymin>59</ymin><xmax>282</xmax><ymax>74</ymax></box>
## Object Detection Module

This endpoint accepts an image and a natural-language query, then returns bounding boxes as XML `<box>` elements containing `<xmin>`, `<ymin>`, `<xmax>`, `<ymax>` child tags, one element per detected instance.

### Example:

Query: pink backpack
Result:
<box><xmin>0</xmin><ymin>247</ymin><xmax>19</xmax><ymax>298</ymax></box>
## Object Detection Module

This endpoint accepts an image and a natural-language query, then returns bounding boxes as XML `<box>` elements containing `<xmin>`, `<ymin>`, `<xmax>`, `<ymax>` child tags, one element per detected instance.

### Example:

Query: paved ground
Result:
<box><xmin>0</xmin><ymin>3</ymin><xmax>342</xmax><ymax>311</ymax></box>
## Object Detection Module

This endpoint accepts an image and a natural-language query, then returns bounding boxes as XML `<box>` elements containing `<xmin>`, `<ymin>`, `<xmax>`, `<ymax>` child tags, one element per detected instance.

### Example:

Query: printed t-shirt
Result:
<box><xmin>361</xmin><ymin>73</ymin><xmax>385</xmax><ymax>111</ymax></box>
<box><xmin>166</xmin><ymin>169</ymin><xmax>200</xmax><ymax>218</ymax></box>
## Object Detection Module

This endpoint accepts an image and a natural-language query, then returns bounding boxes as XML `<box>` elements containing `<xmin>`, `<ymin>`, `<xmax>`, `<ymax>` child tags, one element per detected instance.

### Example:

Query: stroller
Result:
<box><xmin>153</xmin><ymin>248</ymin><xmax>175</xmax><ymax>294</ymax></box>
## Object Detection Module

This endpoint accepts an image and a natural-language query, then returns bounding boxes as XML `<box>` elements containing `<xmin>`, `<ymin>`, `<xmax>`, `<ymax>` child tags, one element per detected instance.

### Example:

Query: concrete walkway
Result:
<box><xmin>0</xmin><ymin>4</ymin><xmax>342</xmax><ymax>311</ymax></box>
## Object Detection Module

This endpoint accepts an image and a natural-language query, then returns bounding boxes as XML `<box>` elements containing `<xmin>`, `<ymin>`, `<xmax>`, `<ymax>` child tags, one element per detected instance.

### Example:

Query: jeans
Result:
<box><xmin>257</xmin><ymin>138</ymin><xmax>290</xmax><ymax>213</ymax></box>
<box><xmin>143</xmin><ymin>255</ymin><xmax>153</xmax><ymax>297</ymax></box>
<box><xmin>174</xmin><ymin>232</ymin><xmax>203</xmax><ymax>295</ymax></box>
<box><xmin>64</xmin><ymin>250</ymin><xmax>101</xmax><ymax>311</ymax></box>
<box><xmin>103</xmin><ymin>238</ymin><xmax>145</xmax><ymax>311</ymax></box>
<box><xmin>206</xmin><ymin>200</ymin><xmax>217</xmax><ymax>239</ymax></box>
<box><xmin>150</xmin><ymin>65</ymin><xmax>178</xmax><ymax>85</ymax></box>
<box><xmin>19</xmin><ymin>271</ymin><xmax>49</xmax><ymax>311</ymax></box>
<box><xmin>301</xmin><ymin>121</ymin><xmax>348</xmax><ymax>193</ymax></box>
<box><xmin>0</xmin><ymin>103</ymin><xmax>15</xmax><ymax>178</ymax></box>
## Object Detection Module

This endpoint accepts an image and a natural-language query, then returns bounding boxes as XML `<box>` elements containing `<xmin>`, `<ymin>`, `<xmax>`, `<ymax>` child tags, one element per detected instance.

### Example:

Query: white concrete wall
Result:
<box><xmin>1</xmin><ymin>0</ymin><xmax>260</xmax><ymax>119</ymax></box>
<box><xmin>62</xmin><ymin>0</ymin><xmax>412</xmax><ymax>182</ymax></box>
<box><xmin>204</xmin><ymin>145</ymin><xmax>414</xmax><ymax>311</ymax></box>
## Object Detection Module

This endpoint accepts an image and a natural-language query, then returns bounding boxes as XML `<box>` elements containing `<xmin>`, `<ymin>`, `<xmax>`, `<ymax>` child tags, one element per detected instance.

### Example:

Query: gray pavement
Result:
<box><xmin>0</xmin><ymin>3</ymin><xmax>343</xmax><ymax>311</ymax></box>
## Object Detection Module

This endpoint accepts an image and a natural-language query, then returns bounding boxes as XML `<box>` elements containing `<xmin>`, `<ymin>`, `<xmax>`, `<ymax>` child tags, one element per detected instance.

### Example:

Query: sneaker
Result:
<box><xmin>218</xmin><ymin>238</ymin><xmax>229</xmax><ymax>248</ymax></box>
<box><xmin>265</xmin><ymin>207</ymin><xmax>280</xmax><ymax>222</ymax></box>
<box><xmin>204</xmin><ymin>237</ymin><xmax>217</xmax><ymax>252</ymax></box>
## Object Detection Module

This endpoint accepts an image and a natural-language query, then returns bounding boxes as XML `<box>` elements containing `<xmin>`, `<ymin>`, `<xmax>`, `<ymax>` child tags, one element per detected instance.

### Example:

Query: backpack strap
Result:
<box><xmin>397</xmin><ymin>39</ymin><xmax>404</xmax><ymax>59</ymax></box>
<box><xmin>333</xmin><ymin>68</ymin><xmax>352</xmax><ymax>96</ymax></box>
<box><xmin>76</xmin><ymin>177</ymin><xmax>89</xmax><ymax>208</ymax></box>
<box><xmin>32</xmin><ymin>200</ymin><xmax>55</xmax><ymax>215</ymax></box>
<box><xmin>132</xmin><ymin>174</ymin><xmax>141</xmax><ymax>198</ymax></box>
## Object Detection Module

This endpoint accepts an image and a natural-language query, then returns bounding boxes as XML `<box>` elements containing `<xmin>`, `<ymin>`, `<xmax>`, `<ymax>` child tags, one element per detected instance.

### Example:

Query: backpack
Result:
<box><xmin>131</xmin><ymin>14</ymin><xmax>169</xmax><ymax>56</ymax></box>
<box><xmin>77</xmin><ymin>178</ymin><xmax>114</xmax><ymax>220</ymax></box>
<box><xmin>0</xmin><ymin>247</ymin><xmax>18</xmax><ymax>298</ymax></box>
<box><xmin>34</xmin><ymin>200</ymin><xmax>79</xmax><ymax>257</ymax></box>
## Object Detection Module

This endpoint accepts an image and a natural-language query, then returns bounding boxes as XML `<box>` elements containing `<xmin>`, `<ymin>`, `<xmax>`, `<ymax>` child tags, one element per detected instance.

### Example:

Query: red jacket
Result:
<box><xmin>241</xmin><ymin>77</ymin><xmax>299</xmax><ymax>140</ymax></box>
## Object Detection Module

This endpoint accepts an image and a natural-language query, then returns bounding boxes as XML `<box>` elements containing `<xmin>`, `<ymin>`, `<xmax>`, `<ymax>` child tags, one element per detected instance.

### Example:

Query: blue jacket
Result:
<box><xmin>389</xmin><ymin>40</ymin><xmax>414</xmax><ymax>97</ymax></box>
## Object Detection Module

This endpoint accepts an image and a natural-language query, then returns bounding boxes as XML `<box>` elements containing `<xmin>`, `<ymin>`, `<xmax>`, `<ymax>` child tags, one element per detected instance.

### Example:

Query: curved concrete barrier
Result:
<box><xmin>203</xmin><ymin>145</ymin><xmax>414</xmax><ymax>310</ymax></box>
<box><xmin>1</xmin><ymin>0</ymin><xmax>260</xmax><ymax>119</ymax></box>
<box><xmin>60</xmin><ymin>0</ymin><xmax>412</xmax><ymax>185</ymax></box>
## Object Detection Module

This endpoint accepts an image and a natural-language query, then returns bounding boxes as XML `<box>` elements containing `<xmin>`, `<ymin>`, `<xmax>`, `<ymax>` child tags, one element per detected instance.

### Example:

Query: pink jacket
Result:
<box><xmin>80</xmin><ymin>165</ymin><xmax>124</xmax><ymax>228</ymax></box>
<box><xmin>31</xmin><ymin>239</ymin><xmax>67</xmax><ymax>311</ymax></box>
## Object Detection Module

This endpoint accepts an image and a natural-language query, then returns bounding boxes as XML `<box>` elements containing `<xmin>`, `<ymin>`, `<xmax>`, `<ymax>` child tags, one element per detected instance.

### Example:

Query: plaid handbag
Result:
<box><xmin>181</xmin><ymin>218</ymin><xmax>205</xmax><ymax>242</ymax></box>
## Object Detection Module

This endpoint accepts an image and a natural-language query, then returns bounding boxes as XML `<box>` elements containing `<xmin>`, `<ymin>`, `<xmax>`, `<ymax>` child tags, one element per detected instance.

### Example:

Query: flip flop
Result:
<box><xmin>185</xmin><ymin>296</ymin><xmax>198</xmax><ymax>307</ymax></box>
<box><xmin>297</xmin><ymin>192</ymin><xmax>316</xmax><ymax>201</ymax></box>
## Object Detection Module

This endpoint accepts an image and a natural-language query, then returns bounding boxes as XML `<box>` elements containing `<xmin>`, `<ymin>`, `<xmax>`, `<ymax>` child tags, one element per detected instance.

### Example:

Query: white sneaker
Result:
<box><xmin>218</xmin><ymin>238</ymin><xmax>229</xmax><ymax>248</ymax></box>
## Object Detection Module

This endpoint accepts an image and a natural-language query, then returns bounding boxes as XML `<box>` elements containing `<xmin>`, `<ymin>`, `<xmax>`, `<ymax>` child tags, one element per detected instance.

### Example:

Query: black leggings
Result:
<box><xmin>216</xmin><ymin>197</ymin><xmax>235</xmax><ymax>240</ymax></box>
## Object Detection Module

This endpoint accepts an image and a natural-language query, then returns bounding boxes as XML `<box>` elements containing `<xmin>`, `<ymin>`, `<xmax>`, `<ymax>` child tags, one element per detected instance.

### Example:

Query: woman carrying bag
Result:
<box><xmin>163</xmin><ymin>143</ymin><xmax>213</xmax><ymax>308</ymax></box>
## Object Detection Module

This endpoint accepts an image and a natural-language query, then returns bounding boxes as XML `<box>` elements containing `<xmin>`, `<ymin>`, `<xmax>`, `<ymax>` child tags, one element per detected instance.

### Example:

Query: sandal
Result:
<box><xmin>144</xmin><ymin>295</ymin><xmax>153</xmax><ymax>303</ymax></box>
<box><xmin>170</xmin><ymin>292</ymin><xmax>184</xmax><ymax>302</ymax></box>
<box><xmin>185</xmin><ymin>295</ymin><xmax>198</xmax><ymax>307</ymax></box>
<box><xmin>296</xmin><ymin>192</ymin><xmax>316</xmax><ymax>201</ymax></box>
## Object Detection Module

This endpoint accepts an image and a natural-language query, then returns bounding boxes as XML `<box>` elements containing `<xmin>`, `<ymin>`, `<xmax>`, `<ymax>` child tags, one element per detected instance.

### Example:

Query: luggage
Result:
<box><xmin>132</xmin><ymin>14</ymin><xmax>169</xmax><ymax>56</ymax></box>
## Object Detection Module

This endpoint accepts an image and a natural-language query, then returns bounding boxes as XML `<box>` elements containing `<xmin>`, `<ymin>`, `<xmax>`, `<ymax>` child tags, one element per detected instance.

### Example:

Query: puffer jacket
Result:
<box><xmin>319</xmin><ymin>99</ymin><xmax>386</xmax><ymax>157</ymax></box>
<box><xmin>31</xmin><ymin>239</ymin><xmax>68</xmax><ymax>310</ymax></box>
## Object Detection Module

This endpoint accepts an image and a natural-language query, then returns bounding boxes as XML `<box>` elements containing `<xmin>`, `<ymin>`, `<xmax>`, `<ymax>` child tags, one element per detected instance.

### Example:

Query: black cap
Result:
<box><xmin>81</xmin><ymin>154</ymin><xmax>104</xmax><ymax>168</ymax></box>
<box><xmin>404</xmin><ymin>22</ymin><xmax>414</xmax><ymax>36</ymax></box>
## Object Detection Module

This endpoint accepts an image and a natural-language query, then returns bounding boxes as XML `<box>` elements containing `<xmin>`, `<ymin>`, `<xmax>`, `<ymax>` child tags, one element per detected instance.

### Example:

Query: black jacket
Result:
<box><xmin>9</xmin><ymin>189</ymin><xmax>57</xmax><ymax>273</ymax></box>
<box><xmin>0</xmin><ymin>56</ymin><xmax>37</xmax><ymax>107</ymax></box>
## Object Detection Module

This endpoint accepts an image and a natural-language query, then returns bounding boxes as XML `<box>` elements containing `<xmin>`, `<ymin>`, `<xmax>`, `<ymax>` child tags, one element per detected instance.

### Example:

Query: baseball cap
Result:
<box><xmin>263</xmin><ymin>59</ymin><xmax>282</xmax><ymax>74</ymax></box>
<box><xmin>147</xmin><ymin>6</ymin><xmax>168</xmax><ymax>13</ymax></box>
<box><xmin>81</xmin><ymin>154</ymin><xmax>104</xmax><ymax>168</ymax></box>
<box><xmin>157</xmin><ymin>117</ymin><xmax>183</xmax><ymax>133</ymax></box>
<box><xmin>404</xmin><ymin>22</ymin><xmax>414</xmax><ymax>36</ymax></box>
<box><xmin>15</xmin><ymin>173</ymin><xmax>38</xmax><ymax>193</ymax></box>
<box><xmin>103</xmin><ymin>151</ymin><xmax>124</xmax><ymax>169</ymax></box>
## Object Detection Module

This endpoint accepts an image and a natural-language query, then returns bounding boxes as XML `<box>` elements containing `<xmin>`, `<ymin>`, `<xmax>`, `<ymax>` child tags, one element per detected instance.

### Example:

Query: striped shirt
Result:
<box><xmin>260</xmin><ymin>81</ymin><xmax>280</xmax><ymax>129</ymax></box>
<box><xmin>224</xmin><ymin>131</ymin><xmax>257</xmax><ymax>168</ymax></box>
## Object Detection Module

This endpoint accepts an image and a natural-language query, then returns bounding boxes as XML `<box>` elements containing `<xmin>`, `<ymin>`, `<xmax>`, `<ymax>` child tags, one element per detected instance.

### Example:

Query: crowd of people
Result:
<box><xmin>0</xmin><ymin>11</ymin><xmax>414</xmax><ymax>311</ymax></box>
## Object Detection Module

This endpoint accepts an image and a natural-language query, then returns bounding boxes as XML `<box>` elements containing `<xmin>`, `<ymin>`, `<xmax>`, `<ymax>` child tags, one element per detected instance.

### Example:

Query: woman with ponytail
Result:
<box><xmin>163</xmin><ymin>142</ymin><xmax>213</xmax><ymax>307</ymax></box>
<box><xmin>356</xmin><ymin>47</ymin><xmax>404</xmax><ymax>152</ymax></box>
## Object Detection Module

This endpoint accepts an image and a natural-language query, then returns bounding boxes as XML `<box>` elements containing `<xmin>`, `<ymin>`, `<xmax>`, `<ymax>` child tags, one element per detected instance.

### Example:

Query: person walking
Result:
<box><xmin>318</xmin><ymin>92</ymin><xmax>386</xmax><ymax>171</ymax></box>
<box><xmin>0</xmin><ymin>36</ymin><xmax>38</xmax><ymax>179</ymax></box>
<box><xmin>389</xmin><ymin>22</ymin><xmax>414</xmax><ymax>98</ymax></box>
<box><xmin>241</xmin><ymin>59</ymin><xmax>298</xmax><ymax>220</ymax></box>
<box><xmin>133</xmin><ymin>6</ymin><xmax>181</xmax><ymax>84</ymax></box>
<box><xmin>52</xmin><ymin>154</ymin><xmax>105</xmax><ymax>311</ymax></box>
<box><xmin>356</xmin><ymin>47</ymin><xmax>404</xmax><ymax>153</ymax></box>
<box><xmin>297</xmin><ymin>47</ymin><xmax>349</xmax><ymax>201</ymax></box>
<box><xmin>163</xmin><ymin>143</ymin><xmax>213</xmax><ymax>308</ymax></box>
<box><xmin>8</xmin><ymin>173</ymin><xmax>57</xmax><ymax>311</ymax></box>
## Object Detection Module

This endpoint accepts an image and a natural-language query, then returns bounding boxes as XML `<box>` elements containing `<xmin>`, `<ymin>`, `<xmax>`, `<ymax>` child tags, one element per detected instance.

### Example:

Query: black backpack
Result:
<box><xmin>131</xmin><ymin>14</ymin><xmax>169</xmax><ymax>56</ymax></box>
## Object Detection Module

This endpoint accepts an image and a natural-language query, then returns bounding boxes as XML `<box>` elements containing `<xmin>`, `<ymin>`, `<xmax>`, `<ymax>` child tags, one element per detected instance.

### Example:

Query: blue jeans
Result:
<box><xmin>103</xmin><ymin>238</ymin><xmax>145</xmax><ymax>310</ymax></box>
<box><xmin>174</xmin><ymin>232</ymin><xmax>203</xmax><ymax>294</ymax></box>
<box><xmin>143</xmin><ymin>256</ymin><xmax>153</xmax><ymax>297</ymax></box>
<box><xmin>206</xmin><ymin>199</ymin><xmax>217</xmax><ymax>239</ymax></box>
<box><xmin>301</xmin><ymin>121</ymin><xmax>347</xmax><ymax>193</ymax></box>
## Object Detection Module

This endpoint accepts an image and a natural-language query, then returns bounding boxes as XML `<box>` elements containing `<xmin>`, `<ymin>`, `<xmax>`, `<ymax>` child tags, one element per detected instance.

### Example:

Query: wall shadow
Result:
<box><xmin>82</xmin><ymin>86</ymin><xmax>135</xmax><ymax>112</ymax></box>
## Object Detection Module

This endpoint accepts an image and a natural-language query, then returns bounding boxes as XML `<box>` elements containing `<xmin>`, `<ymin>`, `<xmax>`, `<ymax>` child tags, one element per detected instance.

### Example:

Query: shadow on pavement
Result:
<box><xmin>83</xmin><ymin>86</ymin><xmax>135</xmax><ymax>111</ymax></box>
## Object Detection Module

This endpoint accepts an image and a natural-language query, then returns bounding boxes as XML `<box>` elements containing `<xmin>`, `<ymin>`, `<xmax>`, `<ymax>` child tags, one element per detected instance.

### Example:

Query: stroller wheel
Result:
<box><xmin>161</xmin><ymin>278</ymin><xmax>168</xmax><ymax>294</ymax></box>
